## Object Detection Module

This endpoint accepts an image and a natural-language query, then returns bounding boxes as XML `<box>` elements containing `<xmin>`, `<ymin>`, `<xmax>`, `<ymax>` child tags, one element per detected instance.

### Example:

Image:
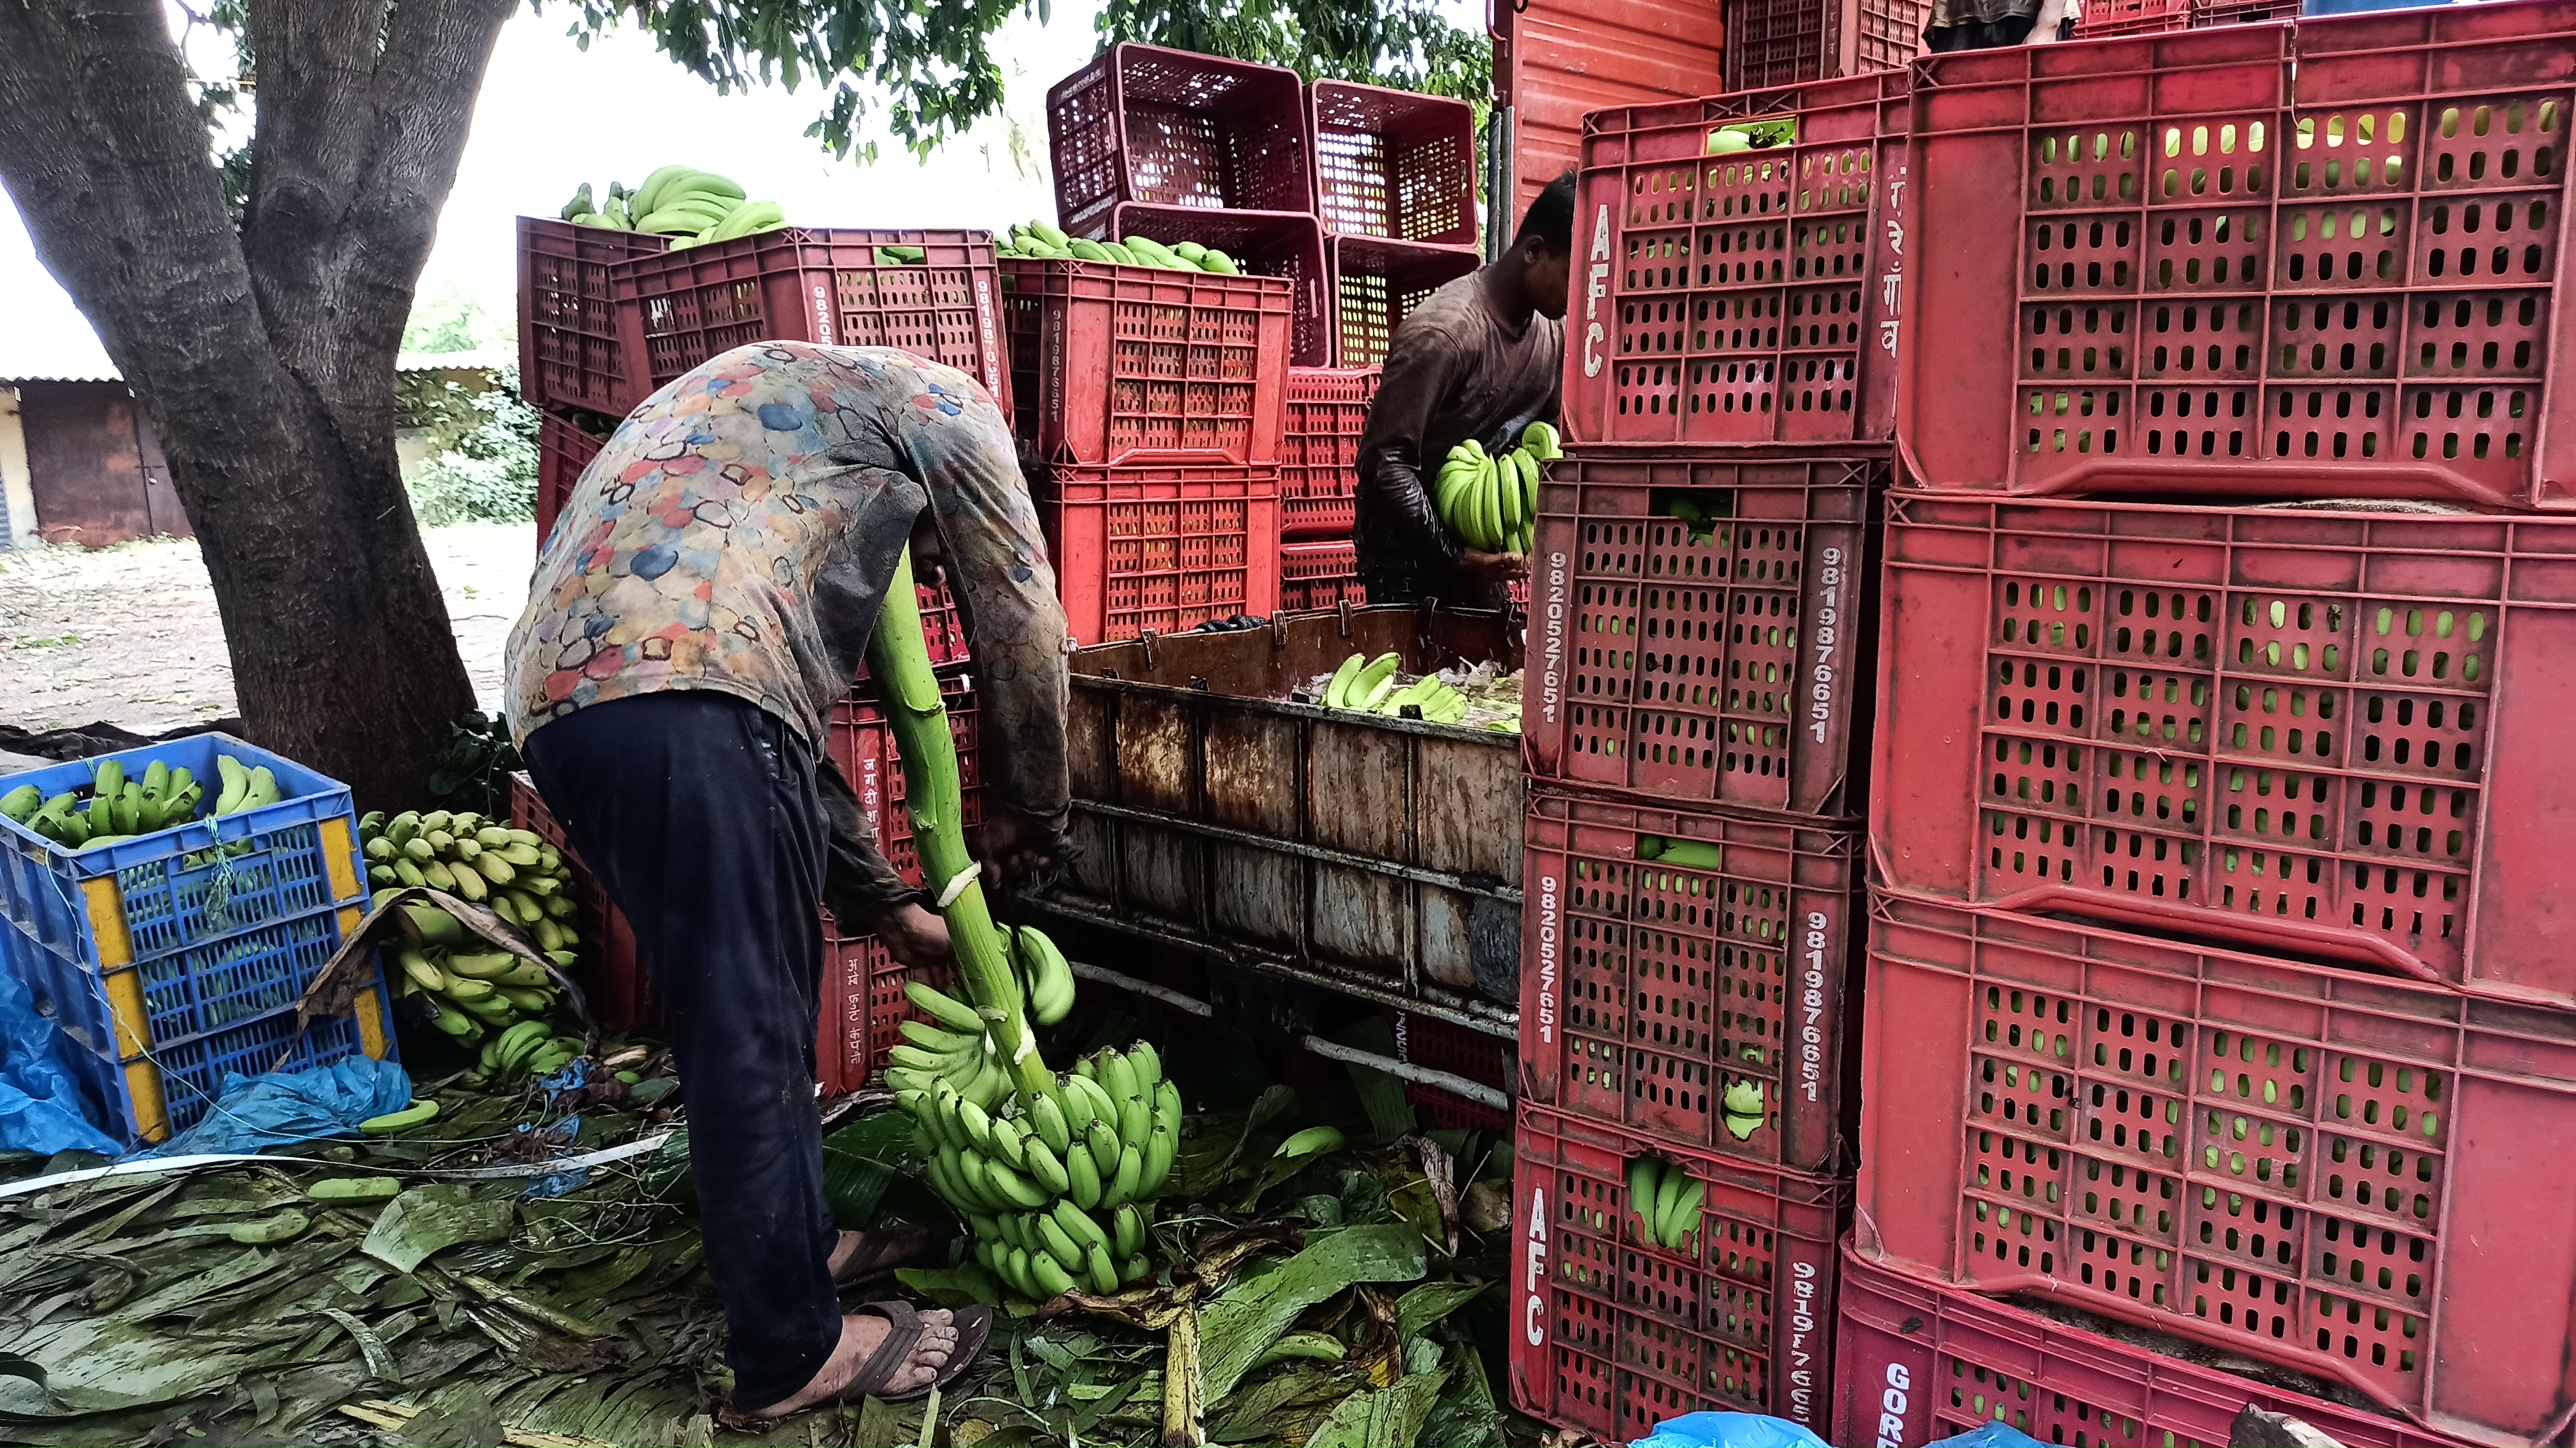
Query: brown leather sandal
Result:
<box><xmin>723</xmin><ymin>1301</ymin><xmax>993</xmax><ymax>1425</ymax></box>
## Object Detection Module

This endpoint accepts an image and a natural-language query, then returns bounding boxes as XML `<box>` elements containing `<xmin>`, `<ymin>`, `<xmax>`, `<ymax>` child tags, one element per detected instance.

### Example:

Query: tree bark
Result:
<box><xmin>0</xmin><ymin>0</ymin><xmax>516</xmax><ymax>808</ymax></box>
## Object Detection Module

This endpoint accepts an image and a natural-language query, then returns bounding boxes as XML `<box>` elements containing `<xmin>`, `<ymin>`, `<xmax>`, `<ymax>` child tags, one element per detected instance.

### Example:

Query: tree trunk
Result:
<box><xmin>0</xmin><ymin>0</ymin><xmax>516</xmax><ymax>808</ymax></box>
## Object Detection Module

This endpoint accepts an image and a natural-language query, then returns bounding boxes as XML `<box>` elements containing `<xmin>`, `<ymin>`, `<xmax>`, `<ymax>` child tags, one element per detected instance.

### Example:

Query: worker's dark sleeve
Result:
<box><xmin>816</xmin><ymin>760</ymin><xmax>928</xmax><ymax>929</ymax></box>
<box><xmin>1358</xmin><ymin>322</ymin><xmax>1472</xmax><ymax>567</ymax></box>
<box><xmin>916</xmin><ymin>424</ymin><xmax>1073</xmax><ymax>844</ymax></box>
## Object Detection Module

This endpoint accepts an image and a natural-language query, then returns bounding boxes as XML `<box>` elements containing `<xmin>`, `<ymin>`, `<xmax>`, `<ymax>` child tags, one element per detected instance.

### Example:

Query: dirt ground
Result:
<box><xmin>0</xmin><ymin>524</ymin><xmax>535</xmax><ymax>735</ymax></box>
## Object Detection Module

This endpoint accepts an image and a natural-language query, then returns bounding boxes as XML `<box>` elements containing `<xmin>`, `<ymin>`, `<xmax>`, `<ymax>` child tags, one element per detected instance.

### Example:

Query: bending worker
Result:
<box><xmin>1353</xmin><ymin>170</ymin><xmax>1575</xmax><ymax>608</ymax></box>
<box><xmin>504</xmin><ymin>341</ymin><xmax>1072</xmax><ymax>1421</ymax></box>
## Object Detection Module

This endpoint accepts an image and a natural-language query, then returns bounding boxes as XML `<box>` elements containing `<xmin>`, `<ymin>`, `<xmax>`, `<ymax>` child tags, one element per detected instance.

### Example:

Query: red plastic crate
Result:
<box><xmin>1565</xmin><ymin>72</ymin><xmax>1910</xmax><ymax>448</ymax></box>
<box><xmin>1310</xmin><ymin>81</ymin><xmax>1480</xmax><ymax>247</ymax></box>
<box><xmin>1047</xmin><ymin>43</ymin><xmax>1316</xmax><ymax>242</ymax></box>
<box><xmin>1873</xmin><ymin>493</ymin><xmax>2576</xmax><ymax>1006</ymax></box>
<box><xmin>1079</xmin><ymin>204</ymin><xmax>1336</xmax><ymax>370</ymax></box>
<box><xmin>1858</xmin><ymin>890</ymin><xmax>2576</xmax><ymax>1445</ymax></box>
<box><xmin>535</xmin><ymin>412</ymin><xmax>607</xmax><ymax>554</ymax></box>
<box><xmin>1521</xmin><ymin>452</ymin><xmax>1883</xmax><ymax>820</ymax></box>
<box><xmin>1519</xmin><ymin>786</ymin><xmax>1864</xmax><ymax>1174</ymax></box>
<box><xmin>1038</xmin><ymin>463</ymin><xmax>1284</xmax><ymax>642</ymax></box>
<box><xmin>1278</xmin><ymin>540</ymin><xmax>1365</xmax><ymax>612</ymax></box>
<box><xmin>1508</xmin><ymin>1103</ymin><xmax>1848</xmax><ymax>1443</ymax></box>
<box><xmin>815</xmin><ymin>928</ymin><xmax>960</xmax><ymax>1097</ymax></box>
<box><xmin>1328</xmin><ymin>233</ymin><xmax>1484</xmax><ymax>368</ymax></box>
<box><xmin>999</xmin><ymin>256</ymin><xmax>1293</xmax><ymax>467</ymax></box>
<box><xmin>1897</xmin><ymin>7</ymin><xmax>2576</xmax><ymax>509</ymax></box>
<box><xmin>609</xmin><ymin>227</ymin><xmax>1008</xmax><ymax>418</ymax></box>
<box><xmin>2076</xmin><ymin>0</ymin><xmax>2192</xmax><ymax>37</ymax></box>
<box><xmin>1390</xmin><ymin>1011</ymin><xmax>1510</xmax><ymax>1132</ymax></box>
<box><xmin>2076</xmin><ymin>0</ymin><xmax>2289</xmax><ymax>37</ymax></box>
<box><xmin>1721</xmin><ymin>0</ymin><xmax>1930</xmax><ymax>91</ymax></box>
<box><xmin>2194</xmin><ymin>0</ymin><xmax>2293</xmax><ymax>25</ymax></box>
<box><xmin>1833</xmin><ymin>1245</ymin><xmax>2481</xmax><ymax>1448</ymax></box>
<box><xmin>822</xmin><ymin>667</ymin><xmax>983</xmax><ymax>889</ymax></box>
<box><xmin>518</xmin><ymin>217</ymin><xmax>670</xmax><ymax>416</ymax></box>
<box><xmin>1282</xmin><ymin>366</ymin><xmax>1378</xmax><ymax>539</ymax></box>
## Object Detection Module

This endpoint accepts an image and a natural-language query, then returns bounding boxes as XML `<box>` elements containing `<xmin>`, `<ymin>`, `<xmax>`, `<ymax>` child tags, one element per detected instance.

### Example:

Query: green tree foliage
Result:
<box><xmin>407</xmin><ymin>370</ymin><xmax>541</xmax><ymax>527</ymax></box>
<box><xmin>554</xmin><ymin>0</ymin><xmax>1045</xmax><ymax>161</ymax></box>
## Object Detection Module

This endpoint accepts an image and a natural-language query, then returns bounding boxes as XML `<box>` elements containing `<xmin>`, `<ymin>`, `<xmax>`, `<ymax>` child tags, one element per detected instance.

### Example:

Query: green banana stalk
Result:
<box><xmin>867</xmin><ymin>546</ymin><xmax>1056</xmax><ymax>1112</ymax></box>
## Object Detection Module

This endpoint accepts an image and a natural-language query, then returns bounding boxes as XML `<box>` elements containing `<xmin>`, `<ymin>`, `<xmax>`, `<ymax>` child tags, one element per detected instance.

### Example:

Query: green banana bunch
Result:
<box><xmin>1013</xmin><ymin>924</ymin><xmax>1076</xmax><ymax>1026</ymax></box>
<box><xmin>997</xmin><ymin>220</ymin><xmax>1240</xmax><ymax>275</ymax></box>
<box><xmin>361</xmin><ymin>810</ymin><xmax>583</xmax><ymax>1080</ymax></box>
<box><xmin>1315</xmin><ymin>652</ymin><xmax>1473</xmax><ymax>725</ymax></box>
<box><xmin>4</xmin><ymin>752</ymin><xmax>241</xmax><ymax>852</ymax></box>
<box><xmin>1626</xmin><ymin>1153</ymin><xmax>1707</xmax><ymax>1254</ymax></box>
<box><xmin>1635</xmin><ymin>834</ymin><xmax>1726</xmax><ymax>870</ymax></box>
<box><xmin>900</xmin><ymin>1038</ymin><xmax>1178</xmax><ymax>1302</ymax></box>
<box><xmin>1661</xmin><ymin>487</ymin><xmax>1722</xmax><ymax>544</ymax></box>
<box><xmin>560</xmin><ymin>167</ymin><xmax>788</xmax><ymax>248</ymax></box>
<box><xmin>1722</xmin><ymin>1074</ymin><xmax>1767</xmax><ymax>1143</ymax></box>
<box><xmin>885</xmin><ymin>926</ymin><xmax>1071</xmax><ymax>1105</ymax></box>
<box><xmin>1435</xmin><ymin>422</ymin><xmax>1559</xmax><ymax>556</ymax></box>
<box><xmin>883</xmin><ymin>982</ymin><xmax>1014</xmax><ymax>1113</ymax></box>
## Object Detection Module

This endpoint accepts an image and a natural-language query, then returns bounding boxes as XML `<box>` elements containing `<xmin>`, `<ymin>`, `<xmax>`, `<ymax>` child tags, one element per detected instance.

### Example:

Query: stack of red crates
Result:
<box><xmin>1034</xmin><ymin>48</ymin><xmax>1496</xmax><ymax>636</ymax></box>
<box><xmin>1276</xmin><ymin>367</ymin><xmax>1378</xmax><ymax>610</ymax></box>
<box><xmin>1503</xmin><ymin>66</ymin><xmax>1918</xmax><ymax>1444</ymax></box>
<box><xmin>1846</xmin><ymin>7</ymin><xmax>2576</xmax><ymax>1446</ymax></box>
<box><xmin>999</xmin><ymin>248</ymin><xmax>1292</xmax><ymax>641</ymax></box>
<box><xmin>1308</xmin><ymin>81</ymin><xmax>1484</xmax><ymax>368</ymax></box>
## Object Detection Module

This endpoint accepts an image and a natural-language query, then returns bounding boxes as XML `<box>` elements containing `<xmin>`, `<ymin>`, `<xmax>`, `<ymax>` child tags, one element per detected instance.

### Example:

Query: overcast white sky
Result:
<box><xmin>0</xmin><ymin>2</ymin><xmax>1111</xmax><ymax>374</ymax></box>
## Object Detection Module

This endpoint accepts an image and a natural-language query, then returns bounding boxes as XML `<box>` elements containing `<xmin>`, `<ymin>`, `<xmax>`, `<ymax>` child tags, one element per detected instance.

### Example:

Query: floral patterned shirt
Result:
<box><xmin>505</xmin><ymin>341</ymin><xmax>1070</xmax><ymax>918</ymax></box>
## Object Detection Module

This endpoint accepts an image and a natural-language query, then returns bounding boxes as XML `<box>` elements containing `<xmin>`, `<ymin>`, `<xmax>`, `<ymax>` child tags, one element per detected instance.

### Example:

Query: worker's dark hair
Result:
<box><xmin>1513</xmin><ymin>170</ymin><xmax>1579</xmax><ymax>258</ymax></box>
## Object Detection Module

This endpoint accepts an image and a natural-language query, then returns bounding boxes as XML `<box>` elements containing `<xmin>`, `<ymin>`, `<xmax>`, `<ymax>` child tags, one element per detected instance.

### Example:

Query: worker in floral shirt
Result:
<box><xmin>505</xmin><ymin>341</ymin><xmax>1070</xmax><ymax>1420</ymax></box>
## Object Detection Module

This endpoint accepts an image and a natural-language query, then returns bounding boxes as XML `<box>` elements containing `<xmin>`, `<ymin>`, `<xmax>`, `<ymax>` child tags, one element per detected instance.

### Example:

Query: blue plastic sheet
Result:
<box><xmin>1631</xmin><ymin>1412</ymin><xmax>1830</xmax><ymax>1448</ymax></box>
<box><xmin>0</xmin><ymin>966</ymin><xmax>121</xmax><ymax>1157</ymax></box>
<box><xmin>1926</xmin><ymin>1425</ymin><xmax>2049</xmax><ymax>1448</ymax></box>
<box><xmin>137</xmin><ymin>1054</ymin><xmax>413</xmax><ymax>1158</ymax></box>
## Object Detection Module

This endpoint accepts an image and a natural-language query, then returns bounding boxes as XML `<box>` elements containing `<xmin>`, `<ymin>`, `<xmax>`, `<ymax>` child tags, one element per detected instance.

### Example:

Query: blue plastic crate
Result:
<box><xmin>0</xmin><ymin>734</ymin><xmax>392</xmax><ymax>1144</ymax></box>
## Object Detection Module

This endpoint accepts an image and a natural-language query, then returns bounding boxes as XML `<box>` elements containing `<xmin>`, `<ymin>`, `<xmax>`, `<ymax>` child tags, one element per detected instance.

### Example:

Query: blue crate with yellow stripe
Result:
<box><xmin>0</xmin><ymin>735</ymin><xmax>393</xmax><ymax>1145</ymax></box>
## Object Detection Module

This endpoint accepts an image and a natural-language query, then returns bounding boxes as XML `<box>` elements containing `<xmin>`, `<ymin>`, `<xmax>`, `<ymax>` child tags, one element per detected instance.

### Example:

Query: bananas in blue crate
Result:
<box><xmin>1</xmin><ymin>751</ymin><xmax>281</xmax><ymax>852</ymax></box>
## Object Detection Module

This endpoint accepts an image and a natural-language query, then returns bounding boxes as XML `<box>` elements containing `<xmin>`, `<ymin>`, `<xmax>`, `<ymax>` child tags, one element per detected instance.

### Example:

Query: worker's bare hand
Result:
<box><xmin>1459</xmin><ymin>549</ymin><xmax>1530</xmax><ymax>583</ymax></box>
<box><xmin>872</xmin><ymin>903</ymin><xmax>954</xmax><ymax>974</ymax></box>
<box><xmin>980</xmin><ymin>809</ymin><xmax>1067</xmax><ymax>894</ymax></box>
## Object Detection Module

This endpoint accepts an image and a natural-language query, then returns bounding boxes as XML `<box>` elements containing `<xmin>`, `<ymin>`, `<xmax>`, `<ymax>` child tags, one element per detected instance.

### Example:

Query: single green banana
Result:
<box><xmin>1140</xmin><ymin>1124</ymin><xmax>1176</xmax><ymax>1197</ymax></box>
<box><xmin>1053</xmin><ymin>1197</ymin><xmax>1110</xmax><ymax>1251</ymax></box>
<box><xmin>1323</xmin><ymin>652</ymin><xmax>1366</xmax><ymax>709</ymax></box>
<box><xmin>1024</xmin><ymin>1133</ymin><xmax>1072</xmax><ymax>1195</ymax></box>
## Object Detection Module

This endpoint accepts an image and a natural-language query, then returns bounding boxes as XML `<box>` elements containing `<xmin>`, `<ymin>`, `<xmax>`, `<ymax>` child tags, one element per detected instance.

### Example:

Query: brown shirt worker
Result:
<box><xmin>1353</xmin><ymin>171</ymin><xmax>1575</xmax><ymax>609</ymax></box>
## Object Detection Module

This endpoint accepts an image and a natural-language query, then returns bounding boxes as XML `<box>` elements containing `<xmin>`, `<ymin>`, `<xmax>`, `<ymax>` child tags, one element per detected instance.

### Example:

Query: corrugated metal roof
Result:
<box><xmin>0</xmin><ymin>317</ymin><xmax>121</xmax><ymax>383</ymax></box>
<box><xmin>397</xmin><ymin>347</ymin><xmax>516</xmax><ymax>374</ymax></box>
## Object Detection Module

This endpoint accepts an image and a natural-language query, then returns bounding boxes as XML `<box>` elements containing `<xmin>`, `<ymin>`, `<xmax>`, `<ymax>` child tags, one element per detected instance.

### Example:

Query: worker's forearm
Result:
<box><xmin>816</xmin><ymin>756</ymin><xmax>928</xmax><ymax>927</ymax></box>
<box><xmin>1361</xmin><ymin>445</ymin><xmax>1461</xmax><ymax>564</ymax></box>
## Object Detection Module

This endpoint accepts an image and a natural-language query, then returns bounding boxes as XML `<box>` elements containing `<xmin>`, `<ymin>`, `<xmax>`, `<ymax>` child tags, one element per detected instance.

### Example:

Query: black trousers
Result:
<box><xmin>523</xmin><ymin>689</ymin><xmax>837</xmax><ymax>1410</ymax></box>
